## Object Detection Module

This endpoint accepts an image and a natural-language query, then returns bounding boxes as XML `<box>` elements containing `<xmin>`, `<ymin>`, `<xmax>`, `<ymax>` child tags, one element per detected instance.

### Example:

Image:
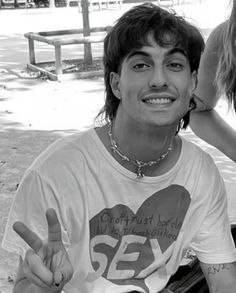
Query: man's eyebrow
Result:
<box><xmin>126</xmin><ymin>47</ymin><xmax>188</xmax><ymax>60</ymax></box>
<box><xmin>167</xmin><ymin>47</ymin><xmax>188</xmax><ymax>58</ymax></box>
<box><xmin>126</xmin><ymin>50</ymin><xmax>150</xmax><ymax>60</ymax></box>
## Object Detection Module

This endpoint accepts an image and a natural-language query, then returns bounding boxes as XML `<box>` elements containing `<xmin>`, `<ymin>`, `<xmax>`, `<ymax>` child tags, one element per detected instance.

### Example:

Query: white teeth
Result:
<box><xmin>144</xmin><ymin>98</ymin><xmax>172</xmax><ymax>104</ymax></box>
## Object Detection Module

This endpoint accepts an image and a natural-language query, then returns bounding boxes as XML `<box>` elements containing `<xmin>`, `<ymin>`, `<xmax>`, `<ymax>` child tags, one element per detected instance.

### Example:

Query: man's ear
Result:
<box><xmin>191</xmin><ymin>71</ymin><xmax>198</xmax><ymax>92</ymax></box>
<box><xmin>110</xmin><ymin>72</ymin><xmax>121</xmax><ymax>99</ymax></box>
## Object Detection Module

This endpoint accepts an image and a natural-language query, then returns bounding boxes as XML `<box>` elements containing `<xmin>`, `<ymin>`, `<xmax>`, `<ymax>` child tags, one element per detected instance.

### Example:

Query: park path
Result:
<box><xmin>0</xmin><ymin>0</ymin><xmax>235</xmax><ymax>292</ymax></box>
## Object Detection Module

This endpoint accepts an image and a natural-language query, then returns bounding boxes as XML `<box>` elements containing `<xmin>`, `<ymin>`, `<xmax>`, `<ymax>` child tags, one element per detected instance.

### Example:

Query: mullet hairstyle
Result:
<box><xmin>96</xmin><ymin>3</ymin><xmax>204</xmax><ymax>131</ymax></box>
<box><xmin>216</xmin><ymin>0</ymin><xmax>236</xmax><ymax>111</ymax></box>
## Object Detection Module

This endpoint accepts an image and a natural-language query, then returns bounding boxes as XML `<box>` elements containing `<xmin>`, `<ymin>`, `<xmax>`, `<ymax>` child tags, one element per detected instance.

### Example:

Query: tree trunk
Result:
<box><xmin>14</xmin><ymin>0</ymin><xmax>19</xmax><ymax>8</ymax></box>
<box><xmin>49</xmin><ymin>0</ymin><xmax>55</xmax><ymax>8</ymax></box>
<box><xmin>81</xmin><ymin>0</ymin><xmax>93</xmax><ymax>65</ymax></box>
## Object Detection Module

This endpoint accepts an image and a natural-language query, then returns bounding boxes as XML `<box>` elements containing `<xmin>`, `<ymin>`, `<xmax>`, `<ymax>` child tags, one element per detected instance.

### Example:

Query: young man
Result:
<box><xmin>2</xmin><ymin>3</ymin><xmax>236</xmax><ymax>293</ymax></box>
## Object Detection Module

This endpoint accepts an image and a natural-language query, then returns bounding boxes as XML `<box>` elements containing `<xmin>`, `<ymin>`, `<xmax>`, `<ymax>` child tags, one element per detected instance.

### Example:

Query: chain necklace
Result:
<box><xmin>108</xmin><ymin>122</ymin><xmax>172</xmax><ymax>179</ymax></box>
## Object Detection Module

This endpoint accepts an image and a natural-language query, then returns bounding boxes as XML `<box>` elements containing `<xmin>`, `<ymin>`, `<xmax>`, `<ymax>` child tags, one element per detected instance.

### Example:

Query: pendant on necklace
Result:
<box><xmin>136</xmin><ymin>163</ymin><xmax>144</xmax><ymax>179</ymax></box>
<box><xmin>136</xmin><ymin>169</ymin><xmax>143</xmax><ymax>179</ymax></box>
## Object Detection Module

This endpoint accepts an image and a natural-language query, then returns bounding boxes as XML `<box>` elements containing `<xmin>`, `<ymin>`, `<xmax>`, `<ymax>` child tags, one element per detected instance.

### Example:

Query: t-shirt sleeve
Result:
<box><xmin>1</xmin><ymin>170</ymin><xmax>70</xmax><ymax>257</ymax></box>
<box><xmin>190</xmin><ymin>171</ymin><xmax>236</xmax><ymax>264</ymax></box>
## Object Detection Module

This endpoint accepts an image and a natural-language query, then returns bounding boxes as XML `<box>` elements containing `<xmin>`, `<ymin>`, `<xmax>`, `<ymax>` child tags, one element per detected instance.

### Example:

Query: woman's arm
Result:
<box><xmin>194</xmin><ymin>23</ymin><xmax>225</xmax><ymax>110</ymax></box>
<box><xmin>190</xmin><ymin>109</ymin><xmax>236</xmax><ymax>162</ymax></box>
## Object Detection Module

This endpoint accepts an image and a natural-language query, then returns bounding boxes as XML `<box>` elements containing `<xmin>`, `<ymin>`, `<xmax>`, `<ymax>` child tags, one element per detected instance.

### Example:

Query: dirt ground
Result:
<box><xmin>0</xmin><ymin>127</ymin><xmax>63</xmax><ymax>292</ymax></box>
<box><xmin>0</xmin><ymin>1</ymin><xmax>235</xmax><ymax>292</ymax></box>
<box><xmin>0</xmin><ymin>75</ymin><xmax>106</xmax><ymax>292</ymax></box>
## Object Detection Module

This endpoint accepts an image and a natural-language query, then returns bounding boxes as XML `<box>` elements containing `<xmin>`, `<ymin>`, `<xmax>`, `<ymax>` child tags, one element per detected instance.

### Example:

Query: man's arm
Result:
<box><xmin>200</xmin><ymin>261</ymin><xmax>236</xmax><ymax>293</ymax></box>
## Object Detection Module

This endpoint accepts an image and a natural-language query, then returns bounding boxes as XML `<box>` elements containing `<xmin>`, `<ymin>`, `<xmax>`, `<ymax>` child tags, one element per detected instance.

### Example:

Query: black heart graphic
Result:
<box><xmin>89</xmin><ymin>184</ymin><xmax>190</xmax><ymax>291</ymax></box>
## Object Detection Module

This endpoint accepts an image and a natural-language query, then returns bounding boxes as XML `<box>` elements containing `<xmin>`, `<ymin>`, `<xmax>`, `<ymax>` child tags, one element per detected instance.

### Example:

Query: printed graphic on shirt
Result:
<box><xmin>88</xmin><ymin>184</ymin><xmax>190</xmax><ymax>291</ymax></box>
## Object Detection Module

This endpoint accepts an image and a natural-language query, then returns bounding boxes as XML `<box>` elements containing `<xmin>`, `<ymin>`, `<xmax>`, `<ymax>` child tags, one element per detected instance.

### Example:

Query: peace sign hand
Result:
<box><xmin>13</xmin><ymin>208</ymin><xmax>73</xmax><ymax>292</ymax></box>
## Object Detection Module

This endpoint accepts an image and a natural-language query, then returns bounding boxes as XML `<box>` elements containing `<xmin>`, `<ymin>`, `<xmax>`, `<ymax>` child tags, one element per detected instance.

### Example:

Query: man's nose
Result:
<box><xmin>148</xmin><ymin>67</ymin><xmax>168</xmax><ymax>89</ymax></box>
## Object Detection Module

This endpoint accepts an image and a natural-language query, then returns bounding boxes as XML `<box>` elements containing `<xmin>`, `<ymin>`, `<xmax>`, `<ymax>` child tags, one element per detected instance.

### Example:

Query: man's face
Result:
<box><xmin>110</xmin><ymin>36</ymin><xmax>196</xmax><ymax>128</ymax></box>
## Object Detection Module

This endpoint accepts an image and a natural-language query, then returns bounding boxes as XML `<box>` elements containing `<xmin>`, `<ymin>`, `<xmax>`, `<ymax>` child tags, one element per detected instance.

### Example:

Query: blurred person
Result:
<box><xmin>190</xmin><ymin>0</ymin><xmax>236</xmax><ymax>162</ymax></box>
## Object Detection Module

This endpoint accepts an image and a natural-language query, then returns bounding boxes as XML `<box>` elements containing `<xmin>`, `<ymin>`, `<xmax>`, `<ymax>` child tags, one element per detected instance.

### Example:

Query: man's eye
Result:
<box><xmin>168</xmin><ymin>62</ymin><xmax>184</xmax><ymax>71</ymax></box>
<box><xmin>133</xmin><ymin>63</ymin><xmax>150</xmax><ymax>70</ymax></box>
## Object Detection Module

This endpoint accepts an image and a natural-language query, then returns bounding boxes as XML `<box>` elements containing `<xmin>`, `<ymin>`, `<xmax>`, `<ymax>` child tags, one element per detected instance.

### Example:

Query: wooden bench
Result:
<box><xmin>24</xmin><ymin>26</ymin><xmax>111</xmax><ymax>81</ymax></box>
<box><xmin>0</xmin><ymin>0</ymin><xmax>35</xmax><ymax>8</ymax></box>
<box><xmin>157</xmin><ymin>0</ymin><xmax>204</xmax><ymax>5</ymax></box>
<box><xmin>77</xmin><ymin>0</ymin><xmax>123</xmax><ymax>11</ymax></box>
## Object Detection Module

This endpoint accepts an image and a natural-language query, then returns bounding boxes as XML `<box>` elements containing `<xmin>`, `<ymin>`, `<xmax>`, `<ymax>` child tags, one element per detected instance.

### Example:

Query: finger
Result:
<box><xmin>13</xmin><ymin>222</ymin><xmax>43</xmax><ymax>253</ymax></box>
<box><xmin>53</xmin><ymin>267</ymin><xmax>73</xmax><ymax>288</ymax></box>
<box><xmin>53</xmin><ymin>271</ymin><xmax>64</xmax><ymax>287</ymax></box>
<box><xmin>26</xmin><ymin>249</ymin><xmax>53</xmax><ymax>286</ymax></box>
<box><xmin>46</xmin><ymin>208</ymin><xmax>62</xmax><ymax>243</ymax></box>
<box><xmin>23</xmin><ymin>255</ymin><xmax>52</xmax><ymax>290</ymax></box>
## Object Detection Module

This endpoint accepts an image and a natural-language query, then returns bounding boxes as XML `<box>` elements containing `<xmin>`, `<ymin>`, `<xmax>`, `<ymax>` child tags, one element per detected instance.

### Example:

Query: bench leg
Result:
<box><xmin>28</xmin><ymin>38</ymin><xmax>36</xmax><ymax>64</ymax></box>
<box><xmin>97</xmin><ymin>0</ymin><xmax>101</xmax><ymax>9</ymax></box>
<box><xmin>78</xmin><ymin>0</ymin><xmax>81</xmax><ymax>11</ymax></box>
<box><xmin>55</xmin><ymin>45</ymin><xmax>62</xmax><ymax>80</ymax></box>
<box><xmin>89</xmin><ymin>2</ymin><xmax>93</xmax><ymax>12</ymax></box>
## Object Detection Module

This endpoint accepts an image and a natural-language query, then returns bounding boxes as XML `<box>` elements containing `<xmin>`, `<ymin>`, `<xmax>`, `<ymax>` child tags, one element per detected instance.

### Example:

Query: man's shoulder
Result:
<box><xmin>181</xmin><ymin>136</ymin><xmax>217</xmax><ymax>169</ymax></box>
<box><xmin>27</xmin><ymin>128</ymin><xmax>95</xmax><ymax>172</ymax></box>
<box><xmin>181</xmin><ymin>137</ymin><xmax>225</xmax><ymax>201</ymax></box>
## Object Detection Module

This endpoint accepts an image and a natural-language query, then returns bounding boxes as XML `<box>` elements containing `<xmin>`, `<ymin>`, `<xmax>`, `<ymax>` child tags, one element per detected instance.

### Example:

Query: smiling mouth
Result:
<box><xmin>143</xmin><ymin>97</ymin><xmax>173</xmax><ymax>105</ymax></box>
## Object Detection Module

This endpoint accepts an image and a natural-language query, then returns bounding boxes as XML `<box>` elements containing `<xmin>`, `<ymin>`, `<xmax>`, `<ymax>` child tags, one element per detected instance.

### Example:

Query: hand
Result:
<box><xmin>13</xmin><ymin>208</ymin><xmax>73</xmax><ymax>292</ymax></box>
<box><xmin>191</xmin><ymin>93</ymin><xmax>207</xmax><ymax>112</ymax></box>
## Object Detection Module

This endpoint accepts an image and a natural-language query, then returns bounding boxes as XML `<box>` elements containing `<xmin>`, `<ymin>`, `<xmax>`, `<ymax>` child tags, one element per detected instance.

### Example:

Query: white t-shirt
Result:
<box><xmin>2</xmin><ymin>128</ymin><xmax>236</xmax><ymax>293</ymax></box>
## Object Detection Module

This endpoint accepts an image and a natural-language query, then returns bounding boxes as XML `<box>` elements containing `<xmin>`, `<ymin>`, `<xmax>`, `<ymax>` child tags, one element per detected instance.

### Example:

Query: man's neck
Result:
<box><xmin>96</xmin><ymin>118</ymin><xmax>182</xmax><ymax>177</ymax></box>
<box><xmin>112</xmin><ymin>118</ymin><xmax>177</xmax><ymax>163</ymax></box>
